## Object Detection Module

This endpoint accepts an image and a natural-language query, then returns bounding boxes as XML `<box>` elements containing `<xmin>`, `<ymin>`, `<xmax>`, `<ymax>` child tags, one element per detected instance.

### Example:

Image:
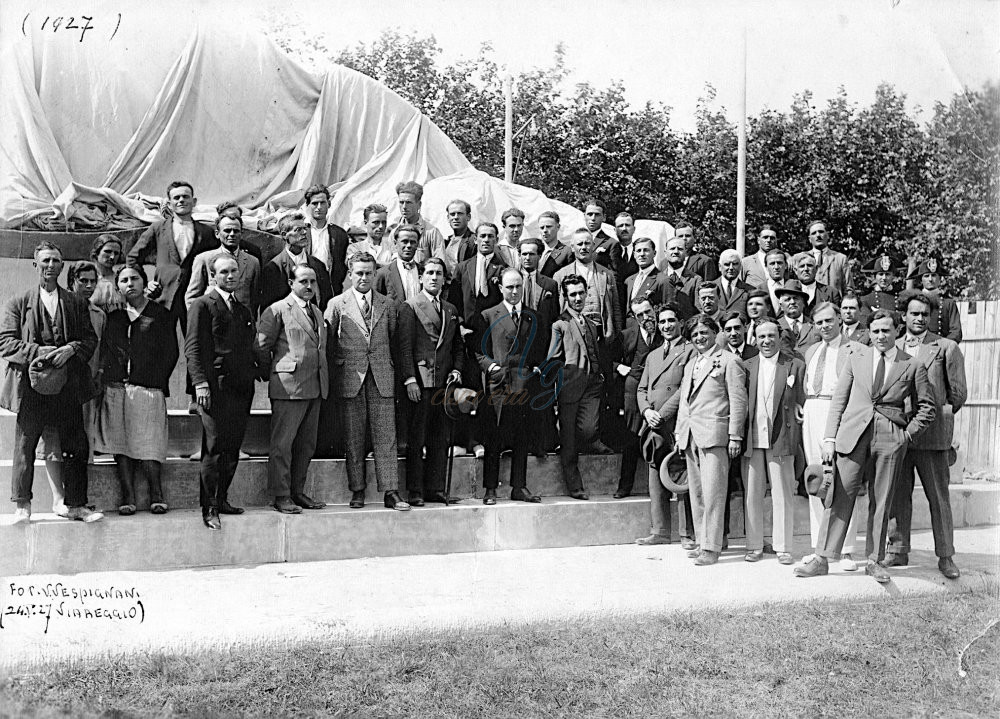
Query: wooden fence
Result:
<box><xmin>954</xmin><ymin>301</ymin><xmax>1000</xmax><ymax>476</ymax></box>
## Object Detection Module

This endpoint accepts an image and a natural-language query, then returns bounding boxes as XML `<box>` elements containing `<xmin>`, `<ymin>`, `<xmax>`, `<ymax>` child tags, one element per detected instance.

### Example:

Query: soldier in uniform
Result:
<box><xmin>907</xmin><ymin>258</ymin><xmax>963</xmax><ymax>343</ymax></box>
<box><xmin>859</xmin><ymin>253</ymin><xmax>899</xmax><ymax>327</ymax></box>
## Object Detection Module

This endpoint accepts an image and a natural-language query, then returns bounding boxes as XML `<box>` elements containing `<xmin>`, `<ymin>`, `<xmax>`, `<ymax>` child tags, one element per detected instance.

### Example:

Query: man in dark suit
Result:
<box><xmin>744</xmin><ymin>290</ymin><xmax>774</xmax><ymax>349</ymax></box>
<box><xmin>775</xmin><ymin>281</ymin><xmax>821</xmax><ymax>358</ymax></box>
<box><xmin>517</xmin><ymin>238</ymin><xmax>560</xmax><ymax>457</ymax></box>
<box><xmin>712</xmin><ymin>249</ymin><xmax>755</xmax><ymax>319</ymax></box>
<box><xmin>257</xmin><ymin>265</ymin><xmax>330</xmax><ymax>515</ymax></box>
<box><xmin>186</xmin><ymin>254</ymin><xmax>258</xmax><ymax>529</ymax></box>
<box><xmin>624</xmin><ymin>238</ymin><xmax>676</xmax><ymax>324</ymax></box>
<box><xmin>741</xmin><ymin>321</ymin><xmax>806</xmax><ymax>563</ymax></box>
<box><xmin>674</xmin><ymin>222</ymin><xmax>719</xmax><ymax>282</ymax></box>
<box><xmin>908</xmin><ymin>258</ymin><xmax>963</xmax><ymax>343</ymax></box>
<box><xmin>840</xmin><ymin>293</ymin><xmax>871</xmax><ymax>345</ymax></box>
<box><xmin>885</xmin><ymin>292</ymin><xmax>968</xmax><ymax>578</ymax></box>
<box><xmin>695</xmin><ymin>284</ymin><xmax>726</xmax><ymax>326</ymax></box>
<box><xmin>537</xmin><ymin>211</ymin><xmax>574</xmax><ymax>278</ymax></box>
<box><xmin>127</xmin><ymin>181</ymin><xmax>218</xmax><ymax>332</ymax></box>
<box><xmin>721</xmin><ymin>311</ymin><xmax>759</xmax><ymax>361</ymax></box>
<box><xmin>303</xmin><ymin>184</ymin><xmax>350</xmax><ymax>296</ymax></box>
<box><xmin>547</xmin><ymin>274</ymin><xmax>608</xmax><ymax>499</ymax></box>
<box><xmin>584</xmin><ymin>199</ymin><xmax>617</xmax><ymax>267</ymax></box>
<box><xmin>476</xmin><ymin>267</ymin><xmax>545</xmax><ymax>504</ymax></box>
<box><xmin>440</xmin><ymin>199</ymin><xmax>477</xmax><ymax>276</ymax></box>
<box><xmin>658</xmin><ymin>237</ymin><xmax>701</xmax><ymax>318</ymax></box>
<box><xmin>762</xmin><ymin>249</ymin><xmax>790</xmax><ymax>317</ymax></box>
<box><xmin>399</xmin><ymin>258</ymin><xmax>465</xmax><ymax>505</ymax></box>
<box><xmin>796</xmin><ymin>310</ymin><xmax>936</xmax><ymax>582</ymax></box>
<box><xmin>260</xmin><ymin>212</ymin><xmax>334</xmax><ymax>312</ymax></box>
<box><xmin>610</xmin><ymin>212</ymin><xmax>641</xmax><ymax>305</ymax></box>
<box><xmin>613</xmin><ymin>298</ymin><xmax>664</xmax><ymax>498</ymax></box>
<box><xmin>374</xmin><ymin>225</ymin><xmax>421</xmax><ymax>305</ymax></box>
<box><xmin>793</xmin><ymin>252</ymin><xmax>841</xmax><ymax>318</ymax></box>
<box><xmin>325</xmin><ymin>252</ymin><xmax>409</xmax><ymax>511</ymax></box>
<box><xmin>1</xmin><ymin>242</ymin><xmax>101</xmax><ymax>523</ymax></box>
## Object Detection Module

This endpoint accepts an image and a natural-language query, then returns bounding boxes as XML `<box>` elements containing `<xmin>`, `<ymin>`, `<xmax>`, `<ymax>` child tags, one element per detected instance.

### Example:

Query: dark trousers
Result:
<box><xmin>558</xmin><ymin>373</ymin><xmax>603</xmax><ymax>494</ymax></box>
<box><xmin>198</xmin><ymin>387</ymin><xmax>253</xmax><ymax>509</ymax></box>
<box><xmin>315</xmin><ymin>394</ymin><xmax>345</xmax><ymax>458</ymax></box>
<box><xmin>821</xmin><ymin>416</ymin><xmax>907</xmax><ymax>563</ymax></box>
<box><xmin>268</xmin><ymin>397</ymin><xmax>321</xmax><ymax>498</ymax></box>
<box><xmin>405</xmin><ymin>388</ymin><xmax>452</xmax><ymax>498</ymax></box>
<box><xmin>619</xmin><ymin>429</ymin><xmax>640</xmax><ymax>494</ymax></box>
<box><xmin>11</xmin><ymin>387</ymin><xmax>88</xmax><ymax>507</ymax></box>
<box><xmin>887</xmin><ymin>449</ymin><xmax>955</xmax><ymax>558</ymax></box>
<box><xmin>483</xmin><ymin>403</ymin><xmax>528</xmax><ymax>490</ymax></box>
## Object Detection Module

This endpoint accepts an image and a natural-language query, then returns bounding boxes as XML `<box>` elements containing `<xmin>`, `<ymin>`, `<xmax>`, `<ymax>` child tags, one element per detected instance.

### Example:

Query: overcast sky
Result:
<box><xmin>262</xmin><ymin>0</ymin><xmax>999</xmax><ymax>131</ymax></box>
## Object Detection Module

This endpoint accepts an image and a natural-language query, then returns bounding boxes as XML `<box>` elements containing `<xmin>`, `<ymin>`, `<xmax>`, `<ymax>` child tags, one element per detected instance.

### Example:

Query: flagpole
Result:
<box><xmin>504</xmin><ymin>74</ymin><xmax>513</xmax><ymax>183</ymax></box>
<box><xmin>736</xmin><ymin>25</ymin><xmax>747</xmax><ymax>256</ymax></box>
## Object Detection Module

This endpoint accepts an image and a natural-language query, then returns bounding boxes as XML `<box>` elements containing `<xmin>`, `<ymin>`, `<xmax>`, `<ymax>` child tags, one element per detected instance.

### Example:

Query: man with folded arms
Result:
<box><xmin>796</xmin><ymin>310</ymin><xmax>935</xmax><ymax>582</ymax></box>
<box><xmin>884</xmin><ymin>292</ymin><xmax>967</xmax><ymax>579</ymax></box>
<box><xmin>256</xmin><ymin>265</ymin><xmax>329</xmax><ymax>515</ymax></box>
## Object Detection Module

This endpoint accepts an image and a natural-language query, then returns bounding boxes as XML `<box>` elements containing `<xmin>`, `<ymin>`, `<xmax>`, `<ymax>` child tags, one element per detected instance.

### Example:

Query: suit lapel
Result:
<box><xmin>879</xmin><ymin>352</ymin><xmax>908</xmax><ymax>397</ymax></box>
<box><xmin>412</xmin><ymin>294</ymin><xmax>444</xmax><ymax>347</ymax></box>
<box><xmin>690</xmin><ymin>347</ymin><xmax>719</xmax><ymax>397</ymax></box>
<box><xmin>370</xmin><ymin>293</ymin><xmax>386</xmax><ymax>331</ymax></box>
<box><xmin>772</xmin><ymin>356</ymin><xmax>789</xmax><ymax>420</ymax></box>
<box><xmin>164</xmin><ymin>221</ymin><xmax>181</xmax><ymax>265</ymax></box>
<box><xmin>390</xmin><ymin>264</ymin><xmax>406</xmax><ymax>300</ymax></box>
<box><xmin>746</xmin><ymin>356</ymin><xmax>759</xmax><ymax>417</ymax></box>
<box><xmin>347</xmin><ymin>292</ymin><xmax>369</xmax><ymax>339</ymax></box>
<box><xmin>285</xmin><ymin>296</ymin><xmax>317</xmax><ymax>341</ymax></box>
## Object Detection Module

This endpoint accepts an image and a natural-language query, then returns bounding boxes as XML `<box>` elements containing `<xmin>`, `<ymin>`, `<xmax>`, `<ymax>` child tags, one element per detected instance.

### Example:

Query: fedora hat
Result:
<box><xmin>774</xmin><ymin>279</ymin><xmax>809</xmax><ymax>301</ymax></box>
<box><xmin>442</xmin><ymin>377</ymin><xmax>478</xmax><ymax>421</ymax></box>
<box><xmin>658</xmin><ymin>448</ymin><xmax>689</xmax><ymax>494</ymax></box>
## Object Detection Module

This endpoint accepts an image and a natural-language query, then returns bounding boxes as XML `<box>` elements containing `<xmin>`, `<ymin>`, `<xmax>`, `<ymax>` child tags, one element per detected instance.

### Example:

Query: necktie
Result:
<box><xmin>433</xmin><ymin>298</ymin><xmax>441</xmax><ymax>322</ymax></box>
<box><xmin>813</xmin><ymin>342</ymin><xmax>828</xmax><ymax>394</ymax></box>
<box><xmin>360</xmin><ymin>294</ymin><xmax>371</xmax><ymax>328</ymax></box>
<box><xmin>791</xmin><ymin>319</ymin><xmax>799</xmax><ymax>336</ymax></box>
<box><xmin>403</xmin><ymin>261</ymin><xmax>415</xmax><ymax>271</ymax></box>
<box><xmin>512</xmin><ymin>307</ymin><xmax>519</xmax><ymax>325</ymax></box>
<box><xmin>747</xmin><ymin>322</ymin><xmax>756</xmax><ymax>346</ymax></box>
<box><xmin>873</xmin><ymin>351</ymin><xmax>886</xmax><ymax>394</ymax></box>
<box><xmin>671</xmin><ymin>272</ymin><xmax>682</xmax><ymax>287</ymax></box>
<box><xmin>477</xmin><ymin>257</ymin><xmax>488</xmax><ymax>297</ymax></box>
<box><xmin>722</xmin><ymin>281</ymin><xmax>731</xmax><ymax>303</ymax></box>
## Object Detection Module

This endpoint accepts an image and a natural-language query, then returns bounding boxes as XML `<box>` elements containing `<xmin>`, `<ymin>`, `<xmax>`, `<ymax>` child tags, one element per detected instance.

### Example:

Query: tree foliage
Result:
<box><xmin>272</xmin><ymin>26</ymin><xmax>999</xmax><ymax>299</ymax></box>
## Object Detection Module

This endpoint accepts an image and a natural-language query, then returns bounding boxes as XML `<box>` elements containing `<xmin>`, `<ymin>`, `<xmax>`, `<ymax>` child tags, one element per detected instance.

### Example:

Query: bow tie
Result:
<box><xmin>402</xmin><ymin>261</ymin><xmax>415</xmax><ymax>270</ymax></box>
<box><xmin>905</xmin><ymin>335</ymin><xmax>920</xmax><ymax>347</ymax></box>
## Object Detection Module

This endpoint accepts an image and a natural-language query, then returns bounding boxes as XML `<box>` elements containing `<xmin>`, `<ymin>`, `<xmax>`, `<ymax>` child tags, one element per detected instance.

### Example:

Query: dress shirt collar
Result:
<box><xmin>759</xmin><ymin>352</ymin><xmax>779</xmax><ymax>368</ymax></box>
<box><xmin>422</xmin><ymin>290</ymin><xmax>441</xmax><ymax>305</ymax></box>
<box><xmin>823</xmin><ymin>334</ymin><xmax>843</xmax><ymax>349</ymax></box>
<box><xmin>291</xmin><ymin>294</ymin><xmax>310</xmax><ymax>310</ymax></box>
<box><xmin>285</xmin><ymin>247</ymin><xmax>307</xmax><ymax>266</ymax></box>
<box><xmin>504</xmin><ymin>301</ymin><xmax>522</xmax><ymax>315</ymax></box>
<box><xmin>397</xmin><ymin>257</ymin><xmax>417</xmax><ymax>273</ymax></box>
<box><xmin>352</xmin><ymin>288</ymin><xmax>372</xmax><ymax>306</ymax></box>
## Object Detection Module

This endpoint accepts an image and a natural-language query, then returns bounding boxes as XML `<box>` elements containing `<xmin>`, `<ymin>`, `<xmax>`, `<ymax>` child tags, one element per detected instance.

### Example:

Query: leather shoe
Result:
<box><xmin>219</xmin><ymin>501</ymin><xmax>245</xmax><ymax>515</ymax></box>
<box><xmin>882</xmin><ymin>553</ymin><xmax>908</xmax><ymax>568</ymax></box>
<box><xmin>613</xmin><ymin>491</ymin><xmax>630</xmax><ymax>499</ymax></box>
<box><xmin>681</xmin><ymin>538</ymin><xmax>697</xmax><ymax>551</ymax></box>
<box><xmin>636</xmin><ymin>534</ymin><xmax>671</xmax><ymax>545</ymax></box>
<box><xmin>744</xmin><ymin>550</ymin><xmax>763</xmax><ymax>562</ymax></box>
<box><xmin>202</xmin><ymin>507</ymin><xmax>221</xmax><ymax>530</ymax></box>
<box><xmin>426</xmin><ymin>492</ymin><xmax>460</xmax><ymax>505</ymax></box>
<box><xmin>568</xmin><ymin>490</ymin><xmax>589</xmax><ymax>500</ymax></box>
<box><xmin>272</xmin><ymin>497</ymin><xmax>303</xmax><ymax>514</ymax></box>
<box><xmin>510</xmin><ymin>488</ymin><xmax>541</xmax><ymax>503</ymax></box>
<box><xmin>349</xmin><ymin>491</ymin><xmax>365</xmax><ymax>509</ymax></box>
<box><xmin>588</xmin><ymin>441</ymin><xmax>615</xmax><ymax>455</ymax></box>
<box><xmin>865</xmin><ymin>561</ymin><xmax>891</xmax><ymax>583</ymax></box>
<box><xmin>384</xmin><ymin>491</ymin><xmax>411</xmax><ymax>511</ymax></box>
<box><xmin>686</xmin><ymin>546</ymin><xmax>702</xmax><ymax>558</ymax></box>
<box><xmin>694</xmin><ymin>550</ymin><xmax>720</xmax><ymax>566</ymax></box>
<box><xmin>938</xmin><ymin>557</ymin><xmax>961</xmax><ymax>579</ymax></box>
<box><xmin>408</xmin><ymin>496</ymin><xmax>425</xmax><ymax>507</ymax></box>
<box><xmin>794</xmin><ymin>557</ymin><xmax>829</xmax><ymax>578</ymax></box>
<box><xmin>292</xmin><ymin>493</ymin><xmax>325</xmax><ymax>510</ymax></box>
<box><xmin>483</xmin><ymin>488</ymin><xmax>497</xmax><ymax>505</ymax></box>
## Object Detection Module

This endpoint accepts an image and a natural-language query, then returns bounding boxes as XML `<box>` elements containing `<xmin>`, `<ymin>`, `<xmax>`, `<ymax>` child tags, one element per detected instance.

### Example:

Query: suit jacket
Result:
<box><xmin>553</xmin><ymin>262</ymin><xmax>623</xmax><ymax>341</ymax></box>
<box><xmin>256</xmin><ymin>295</ymin><xmax>329</xmax><ymax>401</ymax></box>
<box><xmin>895</xmin><ymin>332</ymin><xmax>967</xmax><ymax>450</ymax></box>
<box><xmin>446</xmin><ymin>231</ymin><xmax>477</xmax><ymax>269</ymax></box>
<box><xmin>663</xmin><ymin>345</ymin><xmax>748</xmax><ymax>450</ymax></box>
<box><xmin>620</xmin><ymin>325</ymin><xmax>664</xmax><ymax>424</ymax></box>
<box><xmin>184</xmin><ymin>292</ymin><xmax>257</xmax><ymax>395</ymax></box>
<box><xmin>609</xmin><ymin>243</ymin><xmax>640</xmax><ymax>304</ymax></box>
<box><xmin>814</xmin><ymin>247</ymin><xmax>852</xmax><ymax>295</ymax></box>
<box><xmin>710</xmin><ymin>277</ymin><xmax>755</xmax><ymax>318</ymax></box>
<box><xmin>742</xmin><ymin>353</ymin><xmax>806</xmax><ymax>457</ymax></box>
<box><xmin>742</xmin><ymin>251</ymin><xmax>793</xmax><ymax>288</ymax></box>
<box><xmin>928</xmin><ymin>294</ymin><xmax>963</xmax><ymax>343</ymax></box>
<box><xmin>724</xmin><ymin>343</ymin><xmax>760</xmax><ymax>362</ymax></box>
<box><xmin>636</xmin><ymin>336</ymin><xmax>694</xmax><ymax>429</ymax></box>
<box><xmin>778</xmin><ymin>316</ymin><xmax>821</xmax><ymax>358</ymax></box>
<box><xmin>476</xmin><ymin>302</ymin><xmax>545</xmax><ymax>419</ymax></box>
<box><xmin>656</xmin><ymin>264</ymin><xmax>702</xmax><ymax>317</ymax></box>
<box><xmin>824</xmin><ymin>346</ymin><xmax>936</xmax><ymax>453</ymax></box>
<box><xmin>325</xmin><ymin>290</ymin><xmax>397</xmax><ymax>398</ymax></box>
<box><xmin>687</xmin><ymin>252</ymin><xmax>720</xmax><ymax>282</ymax></box>
<box><xmin>0</xmin><ymin>287</ymin><xmax>98</xmax><ymax>410</ymax></box>
<box><xmin>260</xmin><ymin>251</ymin><xmax>334</xmax><ymax>313</ymax></box>
<box><xmin>399</xmin><ymin>293</ymin><xmax>464</xmax><ymax>389</ymax></box>
<box><xmin>127</xmin><ymin>218</ymin><xmax>218</xmax><ymax>312</ymax></box>
<box><xmin>624</xmin><ymin>268</ymin><xmax>677</xmax><ymax>313</ymax></box>
<box><xmin>374</xmin><ymin>261</ymin><xmax>419</xmax><ymax>306</ymax></box>
<box><xmin>802</xmin><ymin>282</ymin><xmax>841</xmax><ymax>318</ymax></box>
<box><xmin>449</xmin><ymin>254</ymin><xmax>507</xmax><ymax>327</ymax></box>
<box><xmin>521</xmin><ymin>272</ymin><xmax>559</xmax><ymax>352</ymax></box>
<box><xmin>185</xmin><ymin>246</ymin><xmax>262</xmax><ymax>316</ymax></box>
<box><xmin>310</xmin><ymin>222</ymin><xmax>350</xmax><ymax>296</ymax></box>
<box><xmin>803</xmin><ymin>339</ymin><xmax>860</xmax><ymax>395</ymax></box>
<box><xmin>547</xmin><ymin>310</ymin><xmax>604</xmax><ymax>406</ymax></box>
<box><xmin>843</xmin><ymin>324</ymin><xmax>871</xmax><ymax>345</ymax></box>
<box><xmin>539</xmin><ymin>242</ymin><xmax>574</xmax><ymax>278</ymax></box>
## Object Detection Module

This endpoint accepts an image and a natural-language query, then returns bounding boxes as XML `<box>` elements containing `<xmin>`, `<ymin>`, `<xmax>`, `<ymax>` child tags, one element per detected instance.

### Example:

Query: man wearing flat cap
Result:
<box><xmin>908</xmin><ymin>258</ymin><xmax>962</xmax><ymax>343</ymax></box>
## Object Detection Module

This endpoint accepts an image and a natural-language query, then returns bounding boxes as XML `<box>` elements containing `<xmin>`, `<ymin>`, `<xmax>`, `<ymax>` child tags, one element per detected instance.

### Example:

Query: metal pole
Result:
<box><xmin>736</xmin><ymin>26</ymin><xmax>747</xmax><ymax>256</ymax></box>
<box><xmin>504</xmin><ymin>74</ymin><xmax>514</xmax><ymax>183</ymax></box>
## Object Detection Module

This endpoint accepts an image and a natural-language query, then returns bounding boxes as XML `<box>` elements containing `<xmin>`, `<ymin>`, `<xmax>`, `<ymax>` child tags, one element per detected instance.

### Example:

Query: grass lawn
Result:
<box><xmin>2</xmin><ymin>591</ymin><xmax>998</xmax><ymax>718</ymax></box>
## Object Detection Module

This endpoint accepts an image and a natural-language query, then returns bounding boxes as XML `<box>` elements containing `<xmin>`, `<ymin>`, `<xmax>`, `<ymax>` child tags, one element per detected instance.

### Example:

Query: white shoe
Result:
<box><xmin>801</xmin><ymin>553</ymin><xmax>816</xmax><ymax>564</ymax></box>
<box><xmin>839</xmin><ymin>554</ymin><xmax>858</xmax><ymax>572</ymax></box>
<box><xmin>52</xmin><ymin>502</ymin><xmax>69</xmax><ymax>517</ymax></box>
<box><xmin>66</xmin><ymin>506</ymin><xmax>104</xmax><ymax>523</ymax></box>
<box><xmin>13</xmin><ymin>505</ymin><xmax>31</xmax><ymax>524</ymax></box>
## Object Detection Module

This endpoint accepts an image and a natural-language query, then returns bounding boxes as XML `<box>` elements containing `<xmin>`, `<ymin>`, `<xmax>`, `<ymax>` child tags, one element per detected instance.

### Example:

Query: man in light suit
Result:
<box><xmin>796</xmin><ymin>310</ymin><xmax>935</xmax><ymax>582</ymax></box>
<box><xmin>741</xmin><ymin>321</ymin><xmax>806</xmax><ymax>564</ymax></box>
<box><xmin>127</xmin><ymin>181</ymin><xmax>219</xmax><ymax>332</ymax></box>
<box><xmin>256</xmin><ymin>265</ymin><xmax>329</xmax><ymax>514</ymax></box>
<box><xmin>885</xmin><ymin>292</ymin><xmax>967</xmax><ymax>578</ymax></box>
<box><xmin>476</xmin><ymin>267</ymin><xmax>546</xmax><ymax>504</ymax></box>
<box><xmin>635</xmin><ymin>302</ymin><xmax>695</xmax><ymax>546</ymax></box>
<box><xmin>742</xmin><ymin>225</ymin><xmax>791</xmax><ymax>288</ymax></box>
<box><xmin>186</xmin><ymin>215</ymin><xmax>262</xmax><ymax>316</ymax></box>
<box><xmin>711</xmin><ymin>249</ymin><xmax>755</xmax><ymax>319</ymax></box>
<box><xmin>805</xmin><ymin>220</ymin><xmax>852</xmax><ymax>296</ymax></box>
<box><xmin>553</xmin><ymin>229</ymin><xmax>623</xmax><ymax>342</ymax></box>
<box><xmin>325</xmin><ymin>252</ymin><xmax>409</xmax><ymax>511</ymax></box>
<box><xmin>662</xmin><ymin>314</ymin><xmax>749</xmax><ymax>565</ymax></box>
<box><xmin>260</xmin><ymin>213</ymin><xmax>334</xmax><ymax>312</ymax></box>
<box><xmin>186</xmin><ymin>254</ymin><xmax>258</xmax><ymax>530</ymax></box>
<box><xmin>613</xmin><ymin>298</ymin><xmax>664</xmax><ymax>498</ymax></box>
<box><xmin>548</xmin><ymin>274</ymin><xmax>608</xmax><ymax>499</ymax></box>
<box><xmin>799</xmin><ymin>302</ymin><xmax>864</xmax><ymax>570</ymax></box>
<box><xmin>398</xmin><ymin>258</ymin><xmax>464</xmax><ymax>505</ymax></box>
<box><xmin>1</xmin><ymin>242</ymin><xmax>101</xmax><ymax>523</ymax></box>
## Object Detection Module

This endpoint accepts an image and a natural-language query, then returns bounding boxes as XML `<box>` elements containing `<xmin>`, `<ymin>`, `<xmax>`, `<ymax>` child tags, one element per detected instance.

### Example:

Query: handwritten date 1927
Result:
<box><xmin>21</xmin><ymin>13</ymin><xmax>123</xmax><ymax>43</ymax></box>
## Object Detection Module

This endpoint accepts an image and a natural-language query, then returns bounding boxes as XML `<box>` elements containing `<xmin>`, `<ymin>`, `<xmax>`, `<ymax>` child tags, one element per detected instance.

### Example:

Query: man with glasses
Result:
<box><xmin>260</xmin><ymin>213</ymin><xmax>333</xmax><ymax>311</ymax></box>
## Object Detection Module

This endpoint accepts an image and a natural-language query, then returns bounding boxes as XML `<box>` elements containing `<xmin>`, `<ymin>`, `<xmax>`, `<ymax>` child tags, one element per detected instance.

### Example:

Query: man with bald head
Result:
<box><xmin>658</xmin><ymin>236</ymin><xmax>701</xmax><ymax>318</ymax></box>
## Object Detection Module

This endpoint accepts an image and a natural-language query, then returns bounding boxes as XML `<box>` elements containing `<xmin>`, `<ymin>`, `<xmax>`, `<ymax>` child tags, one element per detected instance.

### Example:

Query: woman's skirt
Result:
<box><xmin>93</xmin><ymin>382</ymin><xmax>168</xmax><ymax>462</ymax></box>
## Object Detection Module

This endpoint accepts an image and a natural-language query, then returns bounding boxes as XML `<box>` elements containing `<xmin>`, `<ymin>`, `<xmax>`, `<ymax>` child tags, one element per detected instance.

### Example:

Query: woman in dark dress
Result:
<box><xmin>94</xmin><ymin>266</ymin><xmax>178</xmax><ymax>514</ymax></box>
